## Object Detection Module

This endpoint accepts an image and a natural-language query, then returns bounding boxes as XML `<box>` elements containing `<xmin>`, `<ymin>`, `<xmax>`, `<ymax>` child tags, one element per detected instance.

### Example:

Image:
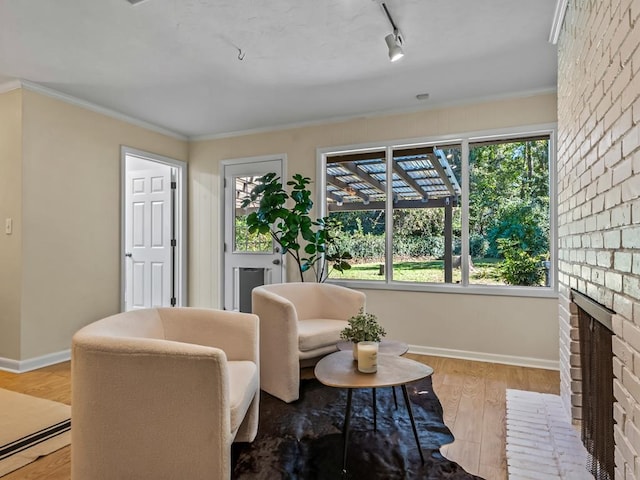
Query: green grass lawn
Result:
<box><xmin>329</xmin><ymin>257</ymin><xmax>506</xmax><ymax>285</ymax></box>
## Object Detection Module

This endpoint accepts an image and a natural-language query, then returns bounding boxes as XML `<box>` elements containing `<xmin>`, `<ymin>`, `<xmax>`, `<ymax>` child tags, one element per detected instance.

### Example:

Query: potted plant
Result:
<box><xmin>241</xmin><ymin>172</ymin><xmax>351</xmax><ymax>282</ymax></box>
<box><xmin>340</xmin><ymin>308</ymin><xmax>386</xmax><ymax>359</ymax></box>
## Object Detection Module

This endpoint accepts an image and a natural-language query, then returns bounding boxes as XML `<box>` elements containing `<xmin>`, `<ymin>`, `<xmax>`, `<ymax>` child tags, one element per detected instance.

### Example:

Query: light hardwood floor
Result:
<box><xmin>0</xmin><ymin>355</ymin><xmax>559</xmax><ymax>480</ymax></box>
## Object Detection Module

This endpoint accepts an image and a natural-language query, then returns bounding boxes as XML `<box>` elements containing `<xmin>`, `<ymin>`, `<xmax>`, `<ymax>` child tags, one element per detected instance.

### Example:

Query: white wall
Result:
<box><xmin>15</xmin><ymin>89</ymin><xmax>188</xmax><ymax>361</ymax></box>
<box><xmin>0</xmin><ymin>89</ymin><xmax>22</xmax><ymax>360</ymax></box>
<box><xmin>189</xmin><ymin>92</ymin><xmax>560</xmax><ymax>367</ymax></box>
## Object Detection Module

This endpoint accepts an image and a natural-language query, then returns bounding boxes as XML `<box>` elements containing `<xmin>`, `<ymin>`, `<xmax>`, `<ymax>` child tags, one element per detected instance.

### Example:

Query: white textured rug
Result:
<box><xmin>0</xmin><ymin>388</ymin><xmax>71</xmax><ymax>477</ymax></box>
<box><xmin>505</xmin><ymin>389</ymin><xmax>592</xmax><ymax>480</ymax></box>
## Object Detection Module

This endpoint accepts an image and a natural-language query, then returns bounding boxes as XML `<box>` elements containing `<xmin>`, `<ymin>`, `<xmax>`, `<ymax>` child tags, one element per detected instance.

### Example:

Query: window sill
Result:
<box><xmin>327</xmin><ymin>279</ymin><xmax>559</xmax><ymax>299</ymax></box>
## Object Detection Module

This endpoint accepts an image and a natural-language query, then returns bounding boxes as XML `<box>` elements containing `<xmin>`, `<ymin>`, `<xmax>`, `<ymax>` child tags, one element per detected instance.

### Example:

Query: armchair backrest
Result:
<box><xmin>77</xmin><ymin>308</ymin><xmax>165</xmax><ymax>339</ymax></box>
<box><xmin>158</xmin><ymin>307</ymin><xmax>259</xmax><ymax>362</ymax></box>
<box><xmin>254</xmin><ymin>283</ymin><xmax>365</xmax><ymax>321</ymax></box>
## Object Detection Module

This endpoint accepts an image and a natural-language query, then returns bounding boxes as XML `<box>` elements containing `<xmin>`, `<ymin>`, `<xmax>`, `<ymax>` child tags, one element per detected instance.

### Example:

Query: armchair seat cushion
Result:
<box><xmin>228</xmin><ymin>361</ymin><xmax>259</xmax><ymax>434</ymax></box>
<box><xmin>298</xmin><ymin>319</ymin><xmax>348</xmax><ymax>352</ymax></box>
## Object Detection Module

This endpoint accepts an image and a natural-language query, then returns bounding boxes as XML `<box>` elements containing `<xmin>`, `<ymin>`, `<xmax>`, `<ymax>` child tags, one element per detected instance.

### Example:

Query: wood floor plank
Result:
<box><xmin>443</xmin><ymin>438</ymin><xmax>481</xmax><ymax>475</ymax></box>
<box><xmin>478</xmin><ymin>463</ymin><xmax>506</xmax><ymax>480</ymax></box>
<box><xmin>479</xmin><ymin>382</ymin><xmax>507</xmax><ymax>470</ymax></box>
<box><xmin>434</xmin><ymin>382</ymin><xmax>463</xmax><ymax>427</ymax></box>
<box><xmin>451</xmin><ymin>381</ymin><xmax>485</xmax><ymax>444</ymax></box>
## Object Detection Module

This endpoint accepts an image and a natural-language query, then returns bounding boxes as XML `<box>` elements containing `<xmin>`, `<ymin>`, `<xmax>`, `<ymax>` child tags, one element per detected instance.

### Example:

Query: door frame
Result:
<box><xmin>120</xmin><ymin>146</ymin><xmax>188</xmax><ymax>311</ymax></box>
<box><xmin>220</xmin><ymin>154</ymin><xmax>287</xmax><ymax>308</ymax></box>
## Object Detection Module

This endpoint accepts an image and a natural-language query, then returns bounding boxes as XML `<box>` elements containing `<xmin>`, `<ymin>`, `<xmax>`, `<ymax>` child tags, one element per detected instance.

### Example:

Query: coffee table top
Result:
<box><xmin>315</xmin><ymin>351</ymin><xmax>433</xmax><ymax>389</ymax></box>
<box><xmin>336</xmin><ymin>339</ymin><xmax>409</xmax><ymax>356</ymax></box>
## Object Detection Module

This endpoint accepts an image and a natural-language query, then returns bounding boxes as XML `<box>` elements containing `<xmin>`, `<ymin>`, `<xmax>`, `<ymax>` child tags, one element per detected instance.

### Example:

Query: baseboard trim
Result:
<box><xmin>0</xmin><ymin>346</ymin><xmax>559</xmax><ymax>373</ymax></box>
<box><xmin>0</xmin><ymin>349</ymin><xmax>71</xmax><ymax>373</ymax></box>
<box><xmin>408</xmin><ymin>345</ymin><xmax>559</xmax><ymax>371</ymax></box>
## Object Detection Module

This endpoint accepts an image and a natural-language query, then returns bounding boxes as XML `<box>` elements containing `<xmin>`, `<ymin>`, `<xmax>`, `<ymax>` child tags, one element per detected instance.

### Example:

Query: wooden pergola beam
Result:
<box><xmin>391</xmin><ymin>161</ymin><xmax>428</xmax><ymax>200</ymax></box>
<box><xmin>327</xmin><ymin>197</ymin><xmax>457</xmax><ymax>212</ymax></box>
<box><xmin>343</xmin><ymin>162</ymin><xmax>386</xmax><ymax>194</ymax></box>
<box><xmin>327</xmin><ymin>191</ymin><xmax>344</xmax><ymax>204</ymax></box>
<box><xmin>326</xmin><ymin>174</ymin><xmax>371</xmax><ymax>203</ymax></box>
<box><xmin>431</xmin><ymin>150</ymin><xmax>457</xmax><ymax>196</ymax></box>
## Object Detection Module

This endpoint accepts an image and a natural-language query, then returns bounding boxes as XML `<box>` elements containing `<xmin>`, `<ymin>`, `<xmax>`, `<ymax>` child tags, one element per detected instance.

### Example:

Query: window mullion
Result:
<box><xmin>461</xmin><ymin>139</ymin><xmax>470</xmax><ymax>286</ymax></box>
<box><xmin>385</xmin><ymin>146</ymin><xmax>394</xmax><ymax>283</ymax></box>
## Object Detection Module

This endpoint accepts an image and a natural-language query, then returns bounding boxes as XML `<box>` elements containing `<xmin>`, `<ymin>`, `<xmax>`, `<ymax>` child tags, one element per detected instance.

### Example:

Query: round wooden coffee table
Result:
<box><xmin>314</xmin><ymin>351</ymin><xmax>433</xmax><ymax>473</ymax></box>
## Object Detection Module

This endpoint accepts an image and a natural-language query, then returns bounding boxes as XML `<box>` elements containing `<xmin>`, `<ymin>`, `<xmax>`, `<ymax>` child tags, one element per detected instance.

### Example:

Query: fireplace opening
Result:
<box><xmin>572</xmin><ymin>290</ymin><xmax>615</xmax><ymax>480</ymax></box>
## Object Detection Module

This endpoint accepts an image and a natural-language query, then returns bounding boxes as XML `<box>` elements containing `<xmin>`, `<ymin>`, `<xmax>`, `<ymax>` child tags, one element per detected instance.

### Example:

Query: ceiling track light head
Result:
<box><xmin>385</xmin><ymin>33</ymin><xmax>404</xmax><ymax>62</ymax></box>
<box><xmin>381</xmin><ymin>3</ymin><xmax>405</xmax><ymax>62</ymax></box>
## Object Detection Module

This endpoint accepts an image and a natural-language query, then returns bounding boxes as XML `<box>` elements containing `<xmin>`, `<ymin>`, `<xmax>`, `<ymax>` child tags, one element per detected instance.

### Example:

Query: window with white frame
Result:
<box><xmin>320</xmin><ymin>129</ymin><xmax>554</xmax><ymax>292</ymax></box>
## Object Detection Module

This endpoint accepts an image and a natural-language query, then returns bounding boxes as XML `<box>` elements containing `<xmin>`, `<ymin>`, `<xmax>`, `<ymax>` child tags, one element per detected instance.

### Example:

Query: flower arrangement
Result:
<box><xmin>340</xmin><ymin>308</ymin><xmax>386</xmax><ymax>343</ymax></box>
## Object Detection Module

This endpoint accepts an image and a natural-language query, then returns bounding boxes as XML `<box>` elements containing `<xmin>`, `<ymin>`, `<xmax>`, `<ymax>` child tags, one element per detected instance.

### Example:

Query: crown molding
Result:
<box><xmin>0</xmin><ymin>79</ymin><xmax>22</xmax><ymax>94</ymax></box>
<box><xmin>549</xmin><ymin>0</ymin><xmax>568</xmax><ymax>45</ymax></box>
<box><xmin>7</xmin><ymin>79</ymin><xmax>557</xmax><ymax>143</ymax></box>
<box><xmin>19</xmin><ymin>80</ymin><xmax>188</xmax><ymax>140</ymax></box>
<box><xmin>192</xmin><ymin>87</ymin><xmax>558</xmax><ymax>142</ymax></box>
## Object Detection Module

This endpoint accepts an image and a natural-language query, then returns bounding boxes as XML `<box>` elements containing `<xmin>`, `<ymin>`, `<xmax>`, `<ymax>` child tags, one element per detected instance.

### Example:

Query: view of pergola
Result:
<box><xmin>325</xmin><ymin>147</ymin><xmax>463</xmax><ymax>283</ymax></box>
<box><xmin>325</xmin><ymin>147</ymin><xmax>461</xmax><ymax>211</ymax></box>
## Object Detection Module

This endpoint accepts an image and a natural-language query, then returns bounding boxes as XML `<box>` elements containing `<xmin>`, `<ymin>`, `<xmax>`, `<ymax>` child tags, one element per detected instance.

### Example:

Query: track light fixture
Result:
<box><xmin>381</xmin><ymin>3</ymin><xmax>404</xmax><ymax>62</ymax></box>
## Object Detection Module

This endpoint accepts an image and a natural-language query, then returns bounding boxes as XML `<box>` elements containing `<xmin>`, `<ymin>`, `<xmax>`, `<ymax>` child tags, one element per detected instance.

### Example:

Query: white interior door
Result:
<box><xmin>124</xmin><ymin>156</ymin><xmax>174</xmax><ymax>310</ymax></box>
<box><xmin>223</xmin><ymin>157</ymin><xmax>285</xmax><ymax>311</ymax></box>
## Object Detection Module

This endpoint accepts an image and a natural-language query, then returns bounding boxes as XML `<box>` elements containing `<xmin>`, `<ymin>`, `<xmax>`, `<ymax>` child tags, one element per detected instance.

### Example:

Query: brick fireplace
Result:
<box><xmin>557</xmin><ymin>2</ymin><xmax>640</xmax><ymax>479</ymax></box>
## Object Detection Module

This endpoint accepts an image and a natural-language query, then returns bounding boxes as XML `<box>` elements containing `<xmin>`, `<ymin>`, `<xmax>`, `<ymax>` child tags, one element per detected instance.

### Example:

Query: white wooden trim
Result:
<box><xmin>20</xmin><ymin>80</ymin><xmax>187</xmax><ymax>140</ymax></box>
<box><xmin>408</xmin><ymin>345</ymin><xmax>559</xmax><ymax>371</ymax></box>
<box><xmin>549</xmin><ymin>0</ymin><xmax>569</xmax><ymax>45</ymax></box>
<box><xmin>0</xmin><ymin>349</ymin><xmax>71</xmax><ymax>374</ymax></box>
<box><xmin>0</xmin><ymin>80</ymin><xmax>22</xmax><ymax>94</ymax></box>
<box><xmin>193</xmin><ymin>87</ymin><xmax>558</xmax><ymax>141</ymax></box>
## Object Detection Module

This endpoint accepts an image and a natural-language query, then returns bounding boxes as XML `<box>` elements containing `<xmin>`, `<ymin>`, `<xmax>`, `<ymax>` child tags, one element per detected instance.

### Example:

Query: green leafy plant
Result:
<box><xmin>496</xmin><ymin>238</ymin><xmax>545</xmax><ymax>286</ymax></box>
<box><xmin>240</xmin><ymin>172</ymin><xmax>351</xmax><ymax>282</ymax></box>
<box><xmin>340</xmin><ymin>308</ymin><xmax>387</xmax><ymax>343</ymax></box>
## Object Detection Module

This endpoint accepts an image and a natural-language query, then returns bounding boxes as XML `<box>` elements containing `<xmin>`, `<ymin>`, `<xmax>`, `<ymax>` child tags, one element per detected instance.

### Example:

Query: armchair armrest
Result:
<box><xmin>252</xmin><ymin>289</ymin><xmax>299</xmax><ymax>347</ymax></box>
<box><xmin>252</xmin><ymin>286</ymin><xmax>301</xmax><ymax>402</ymax></box>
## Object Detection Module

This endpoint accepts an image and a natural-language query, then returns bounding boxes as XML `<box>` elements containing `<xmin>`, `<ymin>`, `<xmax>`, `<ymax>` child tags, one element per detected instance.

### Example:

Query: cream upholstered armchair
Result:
<box><xmin>252</xmin><ymin>282</ymin><xmax>365</xmax><ymax>403</ymax></box>
<box><xmin>71</xmin><ymin>307</ymin><xmax>259</xmax><ymax>480</ymax></box>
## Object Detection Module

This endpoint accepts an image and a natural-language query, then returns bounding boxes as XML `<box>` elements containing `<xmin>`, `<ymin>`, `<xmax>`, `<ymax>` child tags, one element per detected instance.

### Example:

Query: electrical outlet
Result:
<box><xmin>5</xmin><ymin>218</ymin><xmax>12</xmax><ymax>235</ymax></box>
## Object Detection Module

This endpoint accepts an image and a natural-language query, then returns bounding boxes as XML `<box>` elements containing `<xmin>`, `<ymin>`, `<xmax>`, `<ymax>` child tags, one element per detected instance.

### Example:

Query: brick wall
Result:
<box><xmin>557</xmin><ymin>1</ymin><xmax>640</xmax><ymax>478</ymax></box>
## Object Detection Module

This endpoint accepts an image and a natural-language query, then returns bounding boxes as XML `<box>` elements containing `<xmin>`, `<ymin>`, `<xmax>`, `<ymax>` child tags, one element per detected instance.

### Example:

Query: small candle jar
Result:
<box><xmin>357</xmin><ymin>341</ymin><xmax>378</xmax><ymax>373</ymax></box>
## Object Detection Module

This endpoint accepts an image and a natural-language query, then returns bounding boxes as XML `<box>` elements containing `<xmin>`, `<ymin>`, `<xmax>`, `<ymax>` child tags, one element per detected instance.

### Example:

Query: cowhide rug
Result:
<box><xmin>232</xmin><ymin>377</ymin><xmax>484</xmax><ymax>479</ymax></box>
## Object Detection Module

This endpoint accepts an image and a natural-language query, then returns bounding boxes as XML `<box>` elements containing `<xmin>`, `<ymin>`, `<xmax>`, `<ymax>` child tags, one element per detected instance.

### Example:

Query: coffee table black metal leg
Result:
<box><xmin>372</xmin><ymin>388</ymin><xmax>377</xmax><ymax>431</ymax></box>
<box><xmin>342</xmin><ymin>388</ymin><xmax>353</xmax><ymax>473</ymax></box>
<box><xmin>401</xmin><ymin>384</ymin><xmax>425</xmax><ymax>464</ymax></box>
<box><xmin>393</xmin><ymin>386</ymin><xmax>398</xmax><ymax>409</ymax></box>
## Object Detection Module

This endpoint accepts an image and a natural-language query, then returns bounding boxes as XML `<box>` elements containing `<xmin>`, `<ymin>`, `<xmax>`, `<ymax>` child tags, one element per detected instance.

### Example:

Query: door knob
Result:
<box><xmin>125</xmin><ymin>252</ymin><xmax>132</xmax><ymax>257</ymax></box>
<box><xmin>272</xmin><ymin>259</ymin><xmax>280</xmax><ymax>265</ymax></box>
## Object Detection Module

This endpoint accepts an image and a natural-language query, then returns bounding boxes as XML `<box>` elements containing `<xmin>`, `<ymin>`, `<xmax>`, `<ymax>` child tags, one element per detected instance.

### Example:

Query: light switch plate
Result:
<box><xmin>5</xmin><ymin>218</ymin><xmax>12</xmax><ymax>235</ymax></box>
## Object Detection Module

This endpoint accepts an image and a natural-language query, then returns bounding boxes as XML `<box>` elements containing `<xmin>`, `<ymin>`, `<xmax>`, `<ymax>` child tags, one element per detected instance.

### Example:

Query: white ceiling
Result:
<box><xmin>0</xmin><ymin>0</ymin><xmax>558</xmax><ymax>139</ymax></box>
